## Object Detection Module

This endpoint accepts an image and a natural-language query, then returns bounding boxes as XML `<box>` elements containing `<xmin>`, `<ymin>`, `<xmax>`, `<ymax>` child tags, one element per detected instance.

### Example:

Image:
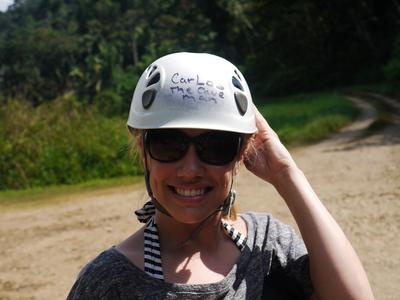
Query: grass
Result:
<box><xmin>256</xmin><ymin>93</ymin><xmax>358</xmax><ymax>146</ymax></box>
<box><xmin>0</xmin><ymin>96</ymin><xmax>142</xmax><ymax>190</ymax></box>
<box><xmin>0</xmin><ymin>176</ymin><xmax>142</xmax><ymax>211</ymax></box>
<box><xmin>0</xmin><ymin>91</ymin><xmax>359</xmax><ymax>209</ymax></box>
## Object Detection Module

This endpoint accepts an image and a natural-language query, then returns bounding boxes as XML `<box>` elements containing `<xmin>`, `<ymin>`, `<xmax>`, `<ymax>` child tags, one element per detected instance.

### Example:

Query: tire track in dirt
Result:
<box><xmin>0</xmin><ymin>95</ymin><xmax>399</xmax><ymax>300</ymax></box>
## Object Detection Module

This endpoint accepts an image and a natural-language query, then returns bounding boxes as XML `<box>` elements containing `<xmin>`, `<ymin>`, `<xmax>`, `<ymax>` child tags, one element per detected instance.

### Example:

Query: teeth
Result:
<box><xmin>175</xmin><ymin>188</ymin><xmax>206</xmax><ymax>197</ymax></box>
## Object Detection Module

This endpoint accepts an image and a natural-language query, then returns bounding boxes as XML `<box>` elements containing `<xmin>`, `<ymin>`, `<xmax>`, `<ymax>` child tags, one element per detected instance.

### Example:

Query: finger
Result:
<box><xmin>252</xmin><ymin>104</ymin><xmax>277</xmax><ymax>136</ymax></box>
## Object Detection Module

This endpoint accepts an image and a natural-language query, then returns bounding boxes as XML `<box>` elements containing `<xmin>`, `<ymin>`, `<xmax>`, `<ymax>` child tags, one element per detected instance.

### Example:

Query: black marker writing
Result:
<box><xmin>169</xmin><ymin>73</ymin><xmax>225</xmax><ymax>103</ymax></box>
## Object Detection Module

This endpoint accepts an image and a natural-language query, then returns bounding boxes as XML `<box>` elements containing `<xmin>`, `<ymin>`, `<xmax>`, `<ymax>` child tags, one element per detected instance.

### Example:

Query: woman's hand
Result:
<box><xmin>243</xmin><ymin>105</ymin><xmax>298</xmax><ymax>185</ymax></box>
<box><xmin>244</xmin><ymin>106</ymin><xmax>374</xmax><ymax>300</ymax></box>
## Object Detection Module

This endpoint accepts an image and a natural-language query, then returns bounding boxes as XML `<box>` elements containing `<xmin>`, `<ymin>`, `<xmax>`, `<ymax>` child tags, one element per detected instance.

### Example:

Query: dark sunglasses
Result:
<box><xmin>144</xmin><ymin>129</ymin><xmax>242</xmax><ymax>166</ymax></box>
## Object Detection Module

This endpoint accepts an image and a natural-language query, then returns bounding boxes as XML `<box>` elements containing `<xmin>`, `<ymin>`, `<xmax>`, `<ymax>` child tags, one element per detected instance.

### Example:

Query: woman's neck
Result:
<box><xmin>155</xmin><ymin>211</ymin><xmax>228</xmax><ymax>254</ymax></box>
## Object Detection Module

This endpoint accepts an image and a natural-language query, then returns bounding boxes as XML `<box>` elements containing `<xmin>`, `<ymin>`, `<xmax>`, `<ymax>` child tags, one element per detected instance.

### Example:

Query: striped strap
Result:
<box><xmin>135</xmin><ymin>201</ymin><xmax>156</xmax><ymax>223</ymax></box>
<box><xmin>135</xmin><ymin>201</ymin><xmax>247</xmax><ymax>281</ymax></box>
<box><xmin>143</xmin><ymin>218</ymin><xmax>164</xmax><ymax>280</ymax></box>
<box><xmin>221</xmin><ymin>220</ymin><xmax>247</xmax><ymax>251</ymax></box>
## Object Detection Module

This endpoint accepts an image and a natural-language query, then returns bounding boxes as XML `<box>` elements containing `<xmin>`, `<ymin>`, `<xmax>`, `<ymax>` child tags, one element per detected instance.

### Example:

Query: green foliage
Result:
<box><xmin>1</xmin><ymin>0</ymin><xmax>399</xmax><ymax>105</ymax></box>
<box><xmin>0</xmin><ymin>94</ymin><xmax>141</xmax><ymax>190</ymax></box>
<box><xmin>0</xmin><ymin>0</ymin><xmax>398</xmax><ymax>191</ymax></box>
<box><xmin>258</xmin><ymin>93</ymin><xmax>358</xmax><ymax>145</ymax></box>
<box><xmin>94</xmin><ymin>89</ymin><xmax>124</xmax><ymax>116</ymax></box>
<box><xmin>384</xmin><ymin>33</ymin><xmax>400</xmax><ymax>84</ymax></box>
<box><xmin>350</xmin><ymin>82</ymin><xmax>400</xmax><ymax>99</ymax></box>
<box><xmin>223</xmin><ymin>0</ymin><xmax>399</xmax><ymax>95</ymax></box>
<box><xmin>0</xmin><ymin>0</ymin><xmax>219</xmax><ymax>106</ymax></box>
<box><xmin>0</xmin><ymin>91</ymin><xmax>357</xmax><ymax>190</ymax></box>
<box><xmin>106</xmin><ymin>66</ymin><xmax>140</xmax><ymax>115</ymax></box>
<box><xmin>0</xmin><ymin>4</ymin><xmax>80</xmax><ymax>103</ymax></box>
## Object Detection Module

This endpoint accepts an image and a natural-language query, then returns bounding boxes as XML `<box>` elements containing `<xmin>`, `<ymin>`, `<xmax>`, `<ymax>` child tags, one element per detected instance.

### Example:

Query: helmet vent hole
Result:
<box><xmin>147</xmin><ymin>65</ymin><xmax>158</xmax><ymax>78</ymax></box>
<box><xmin>146</xmin><ymin>72</ymin><xmax>160</xmax><ymax>87</ymax></box>
<box><xmin>234</xmin><ymin>70</ymin><xmax>242</xmax><ymax>81</ymax></box>
<box><xmin>142</xmin><ymin>89</ymin><xmax>157</xmax><ymax>109</ymax></box>
<box><xmin>232</xmin><ymin>76</ymin><xmax>244</xmax><ymax>91</ymax></box>
<box><xmin>234</xmin><ymin>92</ymin><xmax>248</xmax><ymax>116</ymax></box>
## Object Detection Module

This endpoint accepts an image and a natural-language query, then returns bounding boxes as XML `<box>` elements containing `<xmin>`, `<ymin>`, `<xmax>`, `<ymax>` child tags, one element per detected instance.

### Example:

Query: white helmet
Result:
<box><xmin>127</xmin><ymin>52</ymin><xmax>256</xmax><ymax>133</ymax></box>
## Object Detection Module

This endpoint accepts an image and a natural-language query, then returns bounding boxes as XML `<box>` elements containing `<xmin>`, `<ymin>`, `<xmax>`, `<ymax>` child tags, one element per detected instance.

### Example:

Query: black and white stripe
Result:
<box><xmin>221</xmin><ymin>220</ymin><xmax>247</xmax><ymax>251</ymax></box>
<box><xmin>143</xmin><ymin>218</ymin><xmax>164</xmax><ymax>280</ymax></box>
<box><xmin>135</xmin><ymin>201</ymin><xmax>247</xmax><ymax>281</ymax></box>
<box><xmin>135</xmin><ymin>201</ymin><xmax>156</xmax><ymax>223</ymax></box>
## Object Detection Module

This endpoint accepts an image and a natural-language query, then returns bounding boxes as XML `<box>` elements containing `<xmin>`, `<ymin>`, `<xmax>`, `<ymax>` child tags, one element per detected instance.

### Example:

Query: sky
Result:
<box><xmin>0</xmin><ymin>0</ymin><xmax>14</xmax><ymax>12</ymax></box>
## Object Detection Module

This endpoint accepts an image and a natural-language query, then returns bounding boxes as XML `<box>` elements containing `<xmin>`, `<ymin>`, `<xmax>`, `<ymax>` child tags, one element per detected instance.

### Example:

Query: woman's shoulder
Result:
<box><xmin>240</xmin><ymin>211</ymin><xmax>296</xmax><ymax>231</ymax></box>
<box><xmin>79</xmin><ymin>247</ymin><xmax>126</xmax><ymax>276</ymax></box>
<box><xmin>240</xmin><ymin>212</ymin><xmax>306</xmax><ymax>251</ymax></box>
<box><xmin>67</xmin><ymin>247</ymin><xmax>137</xmax><ymax>299</ymax></box>
<box><xmin>240</xmin><ymin>211</ymin><xmax>280</xmax><ymax>231</ymax></box>
<box><xmin>240</xmin><ymin>212</ymin><xmax>312</xmax><ymax>296</ymax></box>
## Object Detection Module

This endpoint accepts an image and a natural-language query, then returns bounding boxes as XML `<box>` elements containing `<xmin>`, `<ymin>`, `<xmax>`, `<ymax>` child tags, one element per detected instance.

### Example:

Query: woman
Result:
<box><xmin>67</xmin><ymin>52</ymin><xmax>374</xmax><ymax>299</ymax></box>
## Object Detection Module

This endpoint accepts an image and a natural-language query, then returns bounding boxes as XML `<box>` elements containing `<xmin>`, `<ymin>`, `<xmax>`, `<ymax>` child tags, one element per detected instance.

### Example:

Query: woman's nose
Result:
<box><xmin>176</xmin><ymin>145</ymin><xmax>204</xmax><ymax>179</ymax></box>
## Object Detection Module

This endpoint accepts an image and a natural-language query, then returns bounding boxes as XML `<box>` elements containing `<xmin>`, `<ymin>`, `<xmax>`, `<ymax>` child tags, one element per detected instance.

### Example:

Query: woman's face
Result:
<box><xmin>144</xmin><ymin>128</ymin><xmax>240</xmax><ymax>224</ymax></box>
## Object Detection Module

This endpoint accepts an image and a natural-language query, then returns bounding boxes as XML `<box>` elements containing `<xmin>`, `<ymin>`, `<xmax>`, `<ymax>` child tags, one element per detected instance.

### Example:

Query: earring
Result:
<box><xmin>223</xmin><ymin>190</ymin><xmax>236</xmax><ymax>216</ymax></box>
<box><xmin>234</xmin><ymin>161</ymin><xmax>241</xmax><ymax>175</ymax></box>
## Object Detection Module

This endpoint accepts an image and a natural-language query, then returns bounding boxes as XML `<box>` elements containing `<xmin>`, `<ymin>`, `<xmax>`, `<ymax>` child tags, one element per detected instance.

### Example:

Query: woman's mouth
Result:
<box><xmin>175</xmin><ymin>188</ymin><xmax>206</xmax><ymax>197</ymax></box>
<box><xmin>170</xmin><ymin>186</ymin><xmax>212</xmax><ymax>197</ymax></box>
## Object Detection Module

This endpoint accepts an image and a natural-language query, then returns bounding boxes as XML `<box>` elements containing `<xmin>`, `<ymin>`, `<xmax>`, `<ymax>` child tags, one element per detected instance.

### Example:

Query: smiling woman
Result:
<box><xmin>67</xmin><ymin>52</ymin><xmax>374</xmax><ymax>300</ymax></box>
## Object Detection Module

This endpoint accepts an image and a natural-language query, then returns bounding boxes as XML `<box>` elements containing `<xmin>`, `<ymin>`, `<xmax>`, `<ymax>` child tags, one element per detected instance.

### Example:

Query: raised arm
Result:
<box><xmin>244</xmin><ymin>105</ymin><xmax>374</xmax><ymax>300</ymax></box>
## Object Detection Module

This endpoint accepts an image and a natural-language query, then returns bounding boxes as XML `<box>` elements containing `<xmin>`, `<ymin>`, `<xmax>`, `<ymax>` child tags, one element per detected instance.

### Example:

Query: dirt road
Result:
<box><xmin>1</xmin><ymin>95</ymin><xmax>399</xmax><ymax>300</ymax></box>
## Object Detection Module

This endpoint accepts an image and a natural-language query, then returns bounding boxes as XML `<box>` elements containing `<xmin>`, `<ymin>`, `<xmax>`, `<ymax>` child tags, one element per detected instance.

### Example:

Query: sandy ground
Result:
<box><xmin>0</xmin><ymin>95</ymin><xmax>399</xmax><ymax>300</ymax></box>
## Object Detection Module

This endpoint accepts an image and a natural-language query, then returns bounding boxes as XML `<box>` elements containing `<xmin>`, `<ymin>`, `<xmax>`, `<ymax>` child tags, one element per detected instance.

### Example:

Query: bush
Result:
<box><xmin>384</xmin><ymin>34</ymin><xmax>400</xmax><ymax>84</ymax></box>
<box><xmin>94</xmin><ymin>89</ymin><xmax>124</xmax><ymax>116</ymax></box>
<box><xmin>0</xmin><ymin>92</ymin><xmax>357</xmax><ymax>190</ymax></box>
<box><xmin>0</xmin><ymin>94</ymin><xmax>141</xmax><ymax>190</ymax></box>
<box><xmin>93</xmin><ymin>66</ymin><xmax>139</xmax><ymax>117</ymax></box>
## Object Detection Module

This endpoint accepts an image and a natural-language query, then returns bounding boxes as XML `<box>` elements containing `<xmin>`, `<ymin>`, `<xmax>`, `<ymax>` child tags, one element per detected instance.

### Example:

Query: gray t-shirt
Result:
<box><xmin>67</xmin><ymin>212</ymin><xmax>313</xmax><ymax>299</ymax></box>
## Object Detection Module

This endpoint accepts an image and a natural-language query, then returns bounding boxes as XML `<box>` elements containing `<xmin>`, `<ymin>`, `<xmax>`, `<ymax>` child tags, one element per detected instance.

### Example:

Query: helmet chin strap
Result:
<box><xmin>143</xmin><ymin>168</ymin><xmax>235</xmax><ymax>219</ymax></box>
<box><xmin>145</xmin><ymin>169</ymin><xmax>236</xmax><ymax>245</ymax></box>
<box><xmin>144</xmin><ymin>169</ymin><xmax>173</xmax><ymax>217</ymax></box>
<box><xmin>181</xmin><ymin>188</ymin><xmax>235</xmax><ymax>245</ymax></box>
<box><xmin>142</xmin><ymin>134</ymin><xmax>236</xmax><ymax>243</ymax></box>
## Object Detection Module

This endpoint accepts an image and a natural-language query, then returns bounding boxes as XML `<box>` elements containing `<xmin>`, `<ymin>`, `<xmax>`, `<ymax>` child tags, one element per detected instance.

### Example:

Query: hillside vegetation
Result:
<box><xmin>0</xmin><ymin>92</ymin><xmax>356</xmax><ymax>190</ymax></box>
<box><xmin>0</xmin><ymin>0</ymin><xmax>399</xmax><ymax>190</ymax></box>
<box><xmin>1</xmin><ymin>0</ymin><xmax>399</xmax><ymax>107</ymax></box>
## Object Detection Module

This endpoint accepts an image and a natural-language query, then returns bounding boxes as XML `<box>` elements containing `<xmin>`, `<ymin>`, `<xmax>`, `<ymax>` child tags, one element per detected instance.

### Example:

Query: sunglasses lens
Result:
<box><xmin>145</xmin><ymin>130</ymin><xmax>241</xmax><ymax>165</ymax></box>
<box><xmin>146</xmin><ymin>130</ymin><xmax>187</xmax><ymax>162</ymax></box>
<box><xmin>197</xmin><ymin>131</ymin><xmax>241</xmax><ymax>165</ymax></box>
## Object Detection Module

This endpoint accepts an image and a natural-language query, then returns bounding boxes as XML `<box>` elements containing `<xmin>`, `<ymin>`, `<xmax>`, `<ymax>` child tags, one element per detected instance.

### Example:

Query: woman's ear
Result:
<box><xmin>233</xmin><ymin>160</ymin><xmax>241</xmax><ymax>175</ymax></box>
<box><xmin>239</xmin><ymin>133</ymin><xmax>255</xmax><ymax>163</ymax></box>
<box><xmin>135</xmin><ymin>134</ymin><xmax>147</xmax><ymax>167</ymax></box>
<box><xmin>136</xmin><ymin>134</ymin><xmax>143</xmax><ymax>149</ymax></box>
<box><xmin>128</xmin><ymin>127</ymin><xmax>147</xmax><ymax>168</ymax></box>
